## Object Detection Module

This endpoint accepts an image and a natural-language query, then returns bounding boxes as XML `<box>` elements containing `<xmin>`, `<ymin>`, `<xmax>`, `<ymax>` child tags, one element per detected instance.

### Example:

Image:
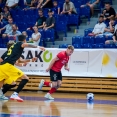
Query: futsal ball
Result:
<box><xmin>87</xmin><ymin>93</ymin><xmax>94</xmax><ymax>101</ymax></box>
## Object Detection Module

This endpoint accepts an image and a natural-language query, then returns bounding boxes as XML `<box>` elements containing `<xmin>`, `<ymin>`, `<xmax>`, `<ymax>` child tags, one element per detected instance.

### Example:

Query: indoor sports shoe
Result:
<box><xmin>39</xmin><ymin>79</ymin><xmax>44</xmax><ymax>90</ymax></box>
<box><xmin>44</xmin><ymin>93</ymin><xmax>54</xmax><ymax>100</ymax></box>
<box><xmin>10</xmin><ymin>94</ymin><xmax>23</xmax><ymax>102</ymax></box>
<box><xmin>0</xmin><ymin>95</ymin><xmax>9</xmax><ymax>100</ymax></box>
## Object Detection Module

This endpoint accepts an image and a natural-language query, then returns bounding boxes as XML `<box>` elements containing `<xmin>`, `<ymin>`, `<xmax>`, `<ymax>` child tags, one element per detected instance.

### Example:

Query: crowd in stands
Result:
<box><xmin>0</xmin><ymin>0</ymin><xmax>117</xmax><ymax>48</ymax></box>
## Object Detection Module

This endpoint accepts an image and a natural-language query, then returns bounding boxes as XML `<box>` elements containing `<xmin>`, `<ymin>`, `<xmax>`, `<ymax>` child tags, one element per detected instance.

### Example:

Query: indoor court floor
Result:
<box><xmin>0</xmin><ymin>91</ymin><xmax>117</xmax><ymax>117</ymax></box>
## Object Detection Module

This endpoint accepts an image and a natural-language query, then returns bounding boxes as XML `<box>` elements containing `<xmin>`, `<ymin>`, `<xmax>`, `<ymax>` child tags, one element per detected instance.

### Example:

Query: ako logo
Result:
<box><xmin>43</xmin><ymin>50</ymin><xmax>52</xmax><ymax>62</ymax></box>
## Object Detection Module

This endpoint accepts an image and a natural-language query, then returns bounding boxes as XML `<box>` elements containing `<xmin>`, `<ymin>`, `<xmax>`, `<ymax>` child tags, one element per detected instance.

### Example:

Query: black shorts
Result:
<box><xmin>50</xmin><ymin>69</ymin><xmax>62</xmax><ymax>81</ymax></box>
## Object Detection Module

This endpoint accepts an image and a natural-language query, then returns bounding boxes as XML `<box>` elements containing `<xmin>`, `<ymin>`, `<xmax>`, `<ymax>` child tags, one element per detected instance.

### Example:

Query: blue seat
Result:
<box><xmin>67</xmin><ymin>14</ymin><xmax>79</xmax><ymax>29</ymax></box>
<box><xmin>43</xmin><ymin>29</ymin><xmax>55</xmax><ymax>45</ymax></box>
<box><xmin>93</xmin><ymin>44</ymin><xmax>104</xmax><ymax>48</ymax></box>
<box><xmin>83</xmin><ymin>36</ymin><xmax>94</xmax><ymax>44</ymax></box>
<box><xmin>59</xmin><ymin>44</ymin><xmax>69</xmax><ymax>48</ymax></box>
<box><xmin>83</xmin><ymin>43</ymin><xmax>92</xmax><ymax>48</ymax></box>
<box><xmin>95</xmin><ymin>35</ymin><xmax>105</xmax><ymax>44</ymax></box>
<box><xmin>73</xmin><ymin>0</ymin><xmax>81</xmax><ymax>8</ymax></box>
<box><xmin>84</xmin><ymin>28</ymin><xmax>93</xmax><ymax>36</ymax></box>
<box><xmin>55</xmin><ymin>21</ymin><xmax>67</xmax><ymax>37</ymax></box>
<box><xmin>104</xmin><ymin>44</ymin><xmax>117</xmax><ymax>48</ymax></box>
<box><xmin>26</xmin><ymin>30</ymin><xmax>33</xmax><ymax>37</ymax></box>
<box><xmin>105</xmin><ymin>35</ymin><xmax>113</xmax><ymax>41</ymax></box>
<box><xmin>17</xmin><ymin>22</ymin><xmax>27</xmax><ymax>32</ymax></box>
<box><xmin>57</xmin><ymin>15</ymin><xmax>68</xmax><ymax>24</ymax></box>
<box><xmin>80</xmin><ymin>6</ymin><xmax>90</xmax><ymax>21</ymax></box>
<box><xmin>73</xmin><ymin>44</ymin><xmax>81</xmax><ymax>49</ymax></box>
<box><xmin>72</xmin><ymin>36</ymin><xmax>83</xmax><ymax>45</ymax></box>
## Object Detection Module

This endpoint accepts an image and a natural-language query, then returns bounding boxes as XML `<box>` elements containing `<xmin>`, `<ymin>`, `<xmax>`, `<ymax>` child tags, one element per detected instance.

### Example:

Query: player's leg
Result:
<box><xmin>10</xmin><ymin>74</ymin><xmax>29</xmax><ymax>102</ymax></box>
<box><xmin>44</xmin><ymin>70</ymin><xmax>58</xmax><ymax>100</ymax></box>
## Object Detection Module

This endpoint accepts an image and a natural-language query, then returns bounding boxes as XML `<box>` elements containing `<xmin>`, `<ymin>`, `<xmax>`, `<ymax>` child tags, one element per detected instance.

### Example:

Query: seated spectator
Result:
<box><xmin>7</xmin><ymin>24</ymin><xmax>21</xmax><ymax>42</ymax></box>
<box><xmin>103</xmin><ymin>18</ymin><xmax>115</xmax><ymax>36</ymax></box>
<box><xmin>101</xmin><ymin>2</ymin><xmax>116</xmax><ymax>22</ymax></box>
<box><xmin>80</xmin><ymin>0</ymin><xmax>100</xmax><ymax>16</ymax></box>
<box><xmin>27</xmin><ymin>9</ymin><xmax>46</xmax><ymax>30</ymax></box>
<box><xmin>61</xmin><ymin>0</ymin><xmax>77</xmax><ymax>15</ymax></box>
<box><xmin>88</xmin><ymin>16</ymin><xmax>106</xmax><ymax>36</ymax></box>
<box><xmin>6</xmin><ymin>0</ymin><xmax>19</xmax><ymax>9</ymax></box>
<box><xmin>22</xmin><ymin>31</ymin><xmax>28</xmax><ymax>41</ymax></box>
<box><xmin>29</xmin><ymin>26</ymin><xmax>41</xmax><ymax>45</ymax></box>
<box><xmin>52</xmin><ymin>0</ymin><xmax>60</xmax><ymax>15</ymax></box>
<box><xmin>1</xmin><ymin>6</ymin><xmax>10</xmax><ymax>23</ymax></box>
<box><xmin>105</xmin><ymin>28</ymin><xmax>117</xmax><ymax>46</ymax></box>
<box><xmin>43</xmin><ymin>9</ymin><xmax>55</xmax><ymax>30</ymax></box>
<box><xmin>24</xmin><ymin>0</ymin><xmax>38</xmax><ymax>10</ymax></box>
<box><xmin>0</xmin><ymin>18</ymin><xmax>13</xmax><ymax>38</ymax></box>
<box><xmin>37</xmin><ymin>0</ymin><xmax>53</xmax><ymax>9</ymax></box>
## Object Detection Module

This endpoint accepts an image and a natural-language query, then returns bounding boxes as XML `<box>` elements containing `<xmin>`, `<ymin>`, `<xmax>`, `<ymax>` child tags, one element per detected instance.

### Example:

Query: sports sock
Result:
<box><xmin>2</xmin><ymin>84</ymin><xmax>16</xmax><ymax>94</ymax></box>
<box><xmin>49</xmin><ymin>88</ymin><xmax>56</xmax><ymax>94</ymax></box>
<box><xmin>15</xmin><ymin>79</ymin><xmax>28</xmax><ymax>93</ymax></box>
<box><xmin>44</xmin><ymin>81</ymin><xmax>50</xmax><ymax>87</ymax></box>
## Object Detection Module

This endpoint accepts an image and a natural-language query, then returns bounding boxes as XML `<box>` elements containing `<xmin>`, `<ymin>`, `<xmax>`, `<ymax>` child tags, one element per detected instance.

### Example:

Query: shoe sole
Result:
<box><xmin>10</xmin><ymin>98</ymin><xmax>23</xmax><ymax>102</ymax></box>
<box><xmin>44</xmin><ymin>96</ymin><xmax>54</xmax><ymax>100</ymax></box>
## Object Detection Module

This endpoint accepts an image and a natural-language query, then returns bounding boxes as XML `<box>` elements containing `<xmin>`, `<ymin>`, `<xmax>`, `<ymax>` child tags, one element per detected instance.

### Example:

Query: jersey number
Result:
<box><xmin>7</xmin><ymin>45</ymin><xmax>14</xmax><ymax>55</ymax></box>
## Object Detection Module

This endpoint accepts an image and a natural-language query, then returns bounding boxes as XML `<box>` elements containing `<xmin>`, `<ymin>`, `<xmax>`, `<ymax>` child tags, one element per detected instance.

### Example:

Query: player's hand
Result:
<box><xmin>32</xmin><ymin>57</ymin><xmax>37</xmax><ymax>62</ymax></box>
<box><xmin>64</xmin><ymin>67</ymin><xmax>69</xmax><ymax>71</ymax></box>
<box><xmin>46</xmin><ymin>68</ymin><xmax>50</xmax><ymax>72</ymax></box>
<box><xmin>23</xmin><ymin>62</ymin><xmax>28</xmax><ymax>66</ymax></box>
<box><xmin>40</xmin><ymin>46</ymin><xmax>45</xmax><ymax>51</ymax></box>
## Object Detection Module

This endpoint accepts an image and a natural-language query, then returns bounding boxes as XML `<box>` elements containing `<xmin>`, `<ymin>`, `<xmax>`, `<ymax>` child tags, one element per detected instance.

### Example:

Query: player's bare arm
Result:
<box><xmin>15</xmin><ymin>60</ymin><xmax>28</xmax><ymax>67</ymax></box>
<box><xmin>18</xmin><ymin>57</ymin><xmax>38</xmax><ymax>63</ymax></box>
<box><xmin>64</xmin><ymin>63</ymin><xmax>69</xmax><ymax>71</ymax></box>
<box><xmin>0</xmin><ymin>58</ymin><xmax>3</xmax><ymax>63</ymax></box>
<box><xmin>21</xmin><ymin>43</ymin><xmax>45</xmax><ymax>51</ymax></box>
<box><xmin>46</xmin><ymin>56</ymin><xmax>59</xmax><ymax>72</ymax></box>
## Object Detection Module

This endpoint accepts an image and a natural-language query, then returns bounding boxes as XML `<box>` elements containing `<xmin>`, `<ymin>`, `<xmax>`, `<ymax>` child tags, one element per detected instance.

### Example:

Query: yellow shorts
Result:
<box><xmin>0</xmin><ymin>63</ymin><xmax>24</xmax><ymax>84</ymax></box>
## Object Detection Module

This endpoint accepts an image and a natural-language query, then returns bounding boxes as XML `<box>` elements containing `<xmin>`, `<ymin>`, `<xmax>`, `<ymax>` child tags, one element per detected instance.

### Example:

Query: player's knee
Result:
<box><xmin>51</xmin><ymin>82</ymin><xmax>57</xmax><ymax>88</ymax></box>
<box><xmin>57</xmin><ymin>83</ymin><xmax>62</xmax><ymax>88</ymax></box>
<box><xmin>21</xmin><ymin>75</ymin><xmax>29</xmax><ymax>81</ymax></box>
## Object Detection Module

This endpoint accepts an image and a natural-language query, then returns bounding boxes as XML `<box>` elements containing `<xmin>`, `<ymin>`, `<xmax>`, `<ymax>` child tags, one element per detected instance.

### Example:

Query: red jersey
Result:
<box><xmin>51</xmin><ymin>51</ymin><xmax>69</xmax><ymax>72</ymax></box>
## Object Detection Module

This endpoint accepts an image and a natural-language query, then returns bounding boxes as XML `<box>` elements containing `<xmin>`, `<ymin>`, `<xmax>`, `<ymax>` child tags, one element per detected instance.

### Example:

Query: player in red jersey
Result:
<box><xmin>39</xmin><ymin>45</ymin><xmax>74</xmax><ymax>100</ymax></box>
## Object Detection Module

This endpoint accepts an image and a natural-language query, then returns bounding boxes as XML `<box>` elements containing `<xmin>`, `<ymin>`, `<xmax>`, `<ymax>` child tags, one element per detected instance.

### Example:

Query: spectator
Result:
<box><xmin>27</xmin><ymin>9</ymin><xmax>46</xmax><ymax>30</ymax></box>
<box><xmin>22</xmin><ymin>31</ymin><xmax>28</xmax><ymax>41</ymax></box>
<box><xmin>7</xmin><ymin>24</ymin><xmax>21</xmax><ymax>42</ymax></box>
<box><xmin>43</xmin><ymin>9</ymin><xmax>55</xmax><ymax>30</ymax></box>
<box><xmin>37</xmin><ymin>0</ymin><xmax>53</xmax><ymax>9</ymax></box>
<box><xmin>30</xmin><ymin>26</ymin><xmax>41</xmax><ymax>46</ymax></box>
<box><xmin>105</xmin><ymin>28</ymin><xmax>117</xmax><ymax>46</ymax></box>
<box><xmin>52</xmin><ymin>0</ymin><xmax>60</xmax><ymax>15</ymax></box>
<box><xmin>101</xmin><ymin>2</ymin><xmax>116</xmax><ymax>22</ymax></box>
<box><xmin>88</xmin><ymin>16</ymin><xmax>106</xmax><ymax>36</ymax></box>
<box><xmin>0</xmin><ymin>18</ymin><xmax>13</xmax><ymax>38</ymax></box>
<box><xmin>61</xmin><ymin>0</ymin><xmax>77</xmax><ymax>15</ymax></box>
<box><xmin>80</xmin><ymin>0</ymin><xmax>100</xmax><ymax>16</ymax></box>
<box><xmin>6</xmin><ymin>0</ymin><xmax>19</xmax><ymax>9</ymax></box>
<box><xmin>1</xmin><ymin>6</ymin><xmax>10</xmax><ymax>23</ymax></box>
<box><xmin>103</xmin><ymin>18</ymin><xmax>115</xmax><ymax>36</ymax></box>
<box><xmin>24</xmin><ymin>0</ymin><xmax>38</xmax><ymax>10</ymax></box>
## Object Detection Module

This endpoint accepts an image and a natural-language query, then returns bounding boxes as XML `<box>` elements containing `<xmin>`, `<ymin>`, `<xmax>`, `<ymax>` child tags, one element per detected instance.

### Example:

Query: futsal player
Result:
<box><xmin>0</xmin><ymin>41</ymin><xmax>37</xmax><ymax>100</ymax></box>
<box><xmin>39</xmin><ymin>45</ymin><xmax>74</xmax><ymax>100</ymax></box>
<box><xmin>0</xmin><ymin>35</ymin><xmax>45</xmax><ymax>102</ymax></box>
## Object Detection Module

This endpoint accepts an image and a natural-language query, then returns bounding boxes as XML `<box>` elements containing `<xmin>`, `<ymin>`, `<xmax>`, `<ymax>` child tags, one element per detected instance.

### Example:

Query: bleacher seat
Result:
<box><xmin>72</xmin><ymin>36</ymin><xmax>83</xmax><ymax>45</ymax></box>
<box><xmin>59</xmin><ymin>44</ymin><xmax>69</xmax><ymax>48</ymax></box>
<box><xmin>93</xmin><ymin>44</ymin><xmax>104</xmax><ymax>48</ymax></box>
<box><xmin>84</xmin><ymin>28</ymin><xmax>93</xmax><ymax>36</ymax></box>
<box><xmin>73</xmin><ymin>44</ymin><xmax>81</xmax><ymax>49</ymax></box>
<box><xmin>83</xmin><ymin>43</ymin><xmax>92</xmax><ymax>48</ymax></box>
<box><xmin>95</xmin><ymin>35</ymin><xmax>105</xmax><ymax>44</ymax></box>
<box><xmin>83</xmin><ymin>36</ymin><xmax>94</xmax><ymax>44</ymax></box>
<box><xmin>104</xmin><ymin>44</ymin><xmax>117</xmax><ymax>48</ymax></box>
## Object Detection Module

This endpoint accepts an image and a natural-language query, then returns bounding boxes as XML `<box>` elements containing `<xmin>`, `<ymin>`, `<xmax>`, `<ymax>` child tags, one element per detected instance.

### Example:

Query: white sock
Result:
<box><xmin>13</xmin><ymin>92</ymin><xmax>18</xmax><ymax>95</ymax></box>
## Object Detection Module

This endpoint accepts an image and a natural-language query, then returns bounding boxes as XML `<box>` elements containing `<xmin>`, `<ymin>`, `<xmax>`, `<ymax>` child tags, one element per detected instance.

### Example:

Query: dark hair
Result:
<box><xmin>7</xmin><ymin>41</ymin><xmax>15</xmax><ymax>49</ymax></box>
<box><xmin>38</xmin><ymin>9</ymin><xmax>43</xmax><ymax>12</ymax></box>
<box><xmin>105</xmin><ymin>2</ymin><xmax>110</xmax><ymax>5</ymax></box>
<box><xmin>99</xmin><ymin>15</ymin><xmax>104</xmax><ymax>18</ymax></box>
<box><xmin>53</xmin><ymin>1</ymin><xmax>57</xmax><ymax>3</ymax></box>
<box><xmin>18</xmin><ymin>35</ymin><xmax>26</xmax><ymax>41</ymax></box>
<box><xmin>4</xmin><ymin>6</ymin><xmax>9</xmax><ymax>11</ymax></box>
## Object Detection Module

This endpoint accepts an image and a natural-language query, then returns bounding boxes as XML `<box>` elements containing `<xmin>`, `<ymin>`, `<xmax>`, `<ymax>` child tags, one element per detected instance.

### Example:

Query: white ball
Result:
<box><xmin>87</xmin><ymin>93</ymin><xmax>94</xmax><ymax>100</ymax></box>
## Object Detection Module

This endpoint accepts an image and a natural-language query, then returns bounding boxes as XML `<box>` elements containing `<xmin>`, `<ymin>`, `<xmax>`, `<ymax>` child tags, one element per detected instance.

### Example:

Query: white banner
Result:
<box><xmin>0</xmin><ymin>48</ymin><xmax>117</xmax><ymax>78</ymax></box>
